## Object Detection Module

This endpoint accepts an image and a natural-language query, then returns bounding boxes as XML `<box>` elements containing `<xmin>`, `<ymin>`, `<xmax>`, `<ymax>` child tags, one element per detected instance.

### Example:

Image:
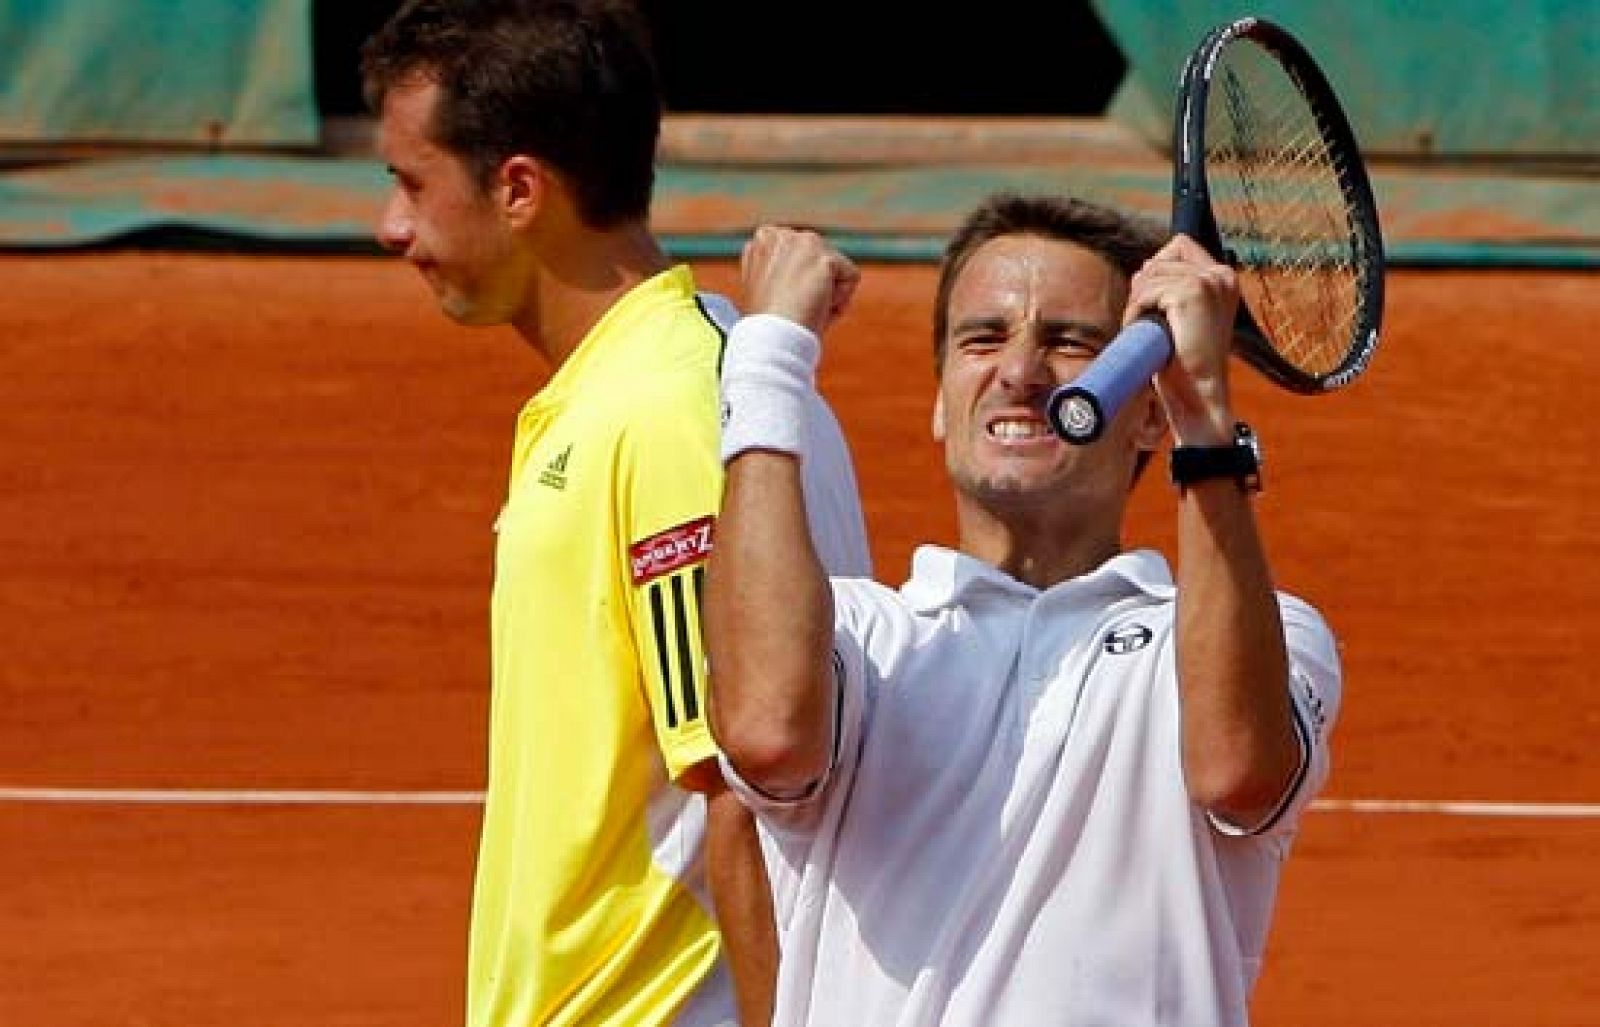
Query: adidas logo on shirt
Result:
<box><xmin>538</xmin><ymin>445</ymin><xmax>572</xmax><ymax>490</ymax></box>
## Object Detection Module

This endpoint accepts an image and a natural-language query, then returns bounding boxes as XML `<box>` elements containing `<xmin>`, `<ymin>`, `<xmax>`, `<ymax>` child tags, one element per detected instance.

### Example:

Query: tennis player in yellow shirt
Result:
<box><xmin>361</xmin><ymin>2</ymin><xmax>869</xmax><ymax>1024</ymax></box>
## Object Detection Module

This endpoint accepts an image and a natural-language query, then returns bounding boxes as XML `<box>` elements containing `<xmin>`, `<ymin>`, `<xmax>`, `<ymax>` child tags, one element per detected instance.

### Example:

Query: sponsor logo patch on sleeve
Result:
<box><xmin>630</xmin><ymin>515</ymin><xmax>714</xmax><ymax>585</ymax></box>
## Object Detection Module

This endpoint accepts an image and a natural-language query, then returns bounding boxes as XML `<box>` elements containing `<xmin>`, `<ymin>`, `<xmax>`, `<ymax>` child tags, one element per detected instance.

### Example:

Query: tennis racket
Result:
<box><xmin>1046</xmin><ymin>16</ymin><xmax>1385</xmax><ymax>445</ymax></box>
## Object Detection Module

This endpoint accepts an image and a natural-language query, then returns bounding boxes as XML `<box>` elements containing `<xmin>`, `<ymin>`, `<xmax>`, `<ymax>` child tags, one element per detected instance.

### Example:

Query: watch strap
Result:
<box><xmin>1170</xmin><ymin>422</ymin><xmax>1262</xmax><ymax>492</ymax></box>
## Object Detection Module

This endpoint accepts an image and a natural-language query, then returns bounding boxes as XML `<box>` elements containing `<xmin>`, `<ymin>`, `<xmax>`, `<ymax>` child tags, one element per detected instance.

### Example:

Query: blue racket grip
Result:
<box><xmin>1045</xmin><ymin>317</ymin><xmax>1175</xmax><ymax>444</ymax></box>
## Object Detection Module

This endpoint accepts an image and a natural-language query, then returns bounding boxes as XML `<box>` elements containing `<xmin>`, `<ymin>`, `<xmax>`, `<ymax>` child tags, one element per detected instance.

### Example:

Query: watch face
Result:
<box><xmin>1236</xmin><ymin>423</ymin><xmax>1262</xmax><ymax>465</ymax></box>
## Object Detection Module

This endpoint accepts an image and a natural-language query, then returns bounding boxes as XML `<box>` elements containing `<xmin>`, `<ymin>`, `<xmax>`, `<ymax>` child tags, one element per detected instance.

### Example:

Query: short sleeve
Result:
<box><xmin>1214</xmin><ymin>593</ymin><xmax>1343</xmax><ymax>837</ymax></box>
<box><xmin>616</xmin><ymin>390</ymin><xmax>723</xmax><ymax>782</ymax></box>
<box><xmin>720</xmin><ymin>582</ymin><xmax>877</xmax><ymax>833</ymax></box>
<box><xmin>1278</xmin><ymin>594</ymin><xmax>1342</xmax><ymax>817</ymax></box>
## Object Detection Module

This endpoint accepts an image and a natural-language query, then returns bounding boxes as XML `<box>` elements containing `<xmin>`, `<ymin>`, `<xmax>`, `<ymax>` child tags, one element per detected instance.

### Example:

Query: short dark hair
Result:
<box><xmin>360</xmin><ymin>0</ymin><xmax>661</xmax><ymax>227</ymax></box>
<box><xmin>932</xmin><ymin>193</ymin><xmax>1165</xmax><ymax>371</ymax></box>
<box><xmin>933</xmin><ymin>193</ymin><xmax>1167</xmax><ymax>482</ymax></box>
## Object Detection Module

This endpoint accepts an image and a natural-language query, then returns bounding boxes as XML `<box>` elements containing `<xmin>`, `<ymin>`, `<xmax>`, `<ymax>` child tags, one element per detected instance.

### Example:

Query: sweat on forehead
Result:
<box><xmin>946</xmin><ymin>237</ymin><xmax>1127</xmax><ymax>328</ymax></box>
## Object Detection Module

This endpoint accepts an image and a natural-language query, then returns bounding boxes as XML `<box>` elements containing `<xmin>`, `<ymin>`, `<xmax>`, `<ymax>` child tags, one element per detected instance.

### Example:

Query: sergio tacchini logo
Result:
<box><xmin>1103</xmin><ymin>624</ymin><xmax>1153</xmax><ymax>654</ymax></box>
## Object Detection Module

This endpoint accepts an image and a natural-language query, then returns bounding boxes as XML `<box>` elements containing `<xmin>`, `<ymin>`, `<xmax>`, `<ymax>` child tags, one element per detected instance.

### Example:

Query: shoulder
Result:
<box><xmin>1274</xmin><ymin>589</ymin><xmax>1343</xmax><ymax>732</ymax></box>
<box><xmin>1275</xmin><ymin>591</ymin><xmax>1340</xmax><ymax>655</ymax></box>
<box><xmin>604</xmin><ymin>310</ymin><xmax>722</xmax><ymax>436</ymax></box>
<box><xmin>830</xmin><ymin>576</ymin><xmax>926</xmax><ymax>653</ymax></box>
<box><xmin>1277</xmin><ymin>590</ymin><xmax>1329</xmax><ymax>621</ymax></box>
<box><xmin>602</xmin><ymin>279</ymin><xmax>725</xmax><ymax>378</ymax></box>
<box><xmin>833</xmin><ymin>575</ymin><xmax>904</xmax><ymax>610</ymax></box>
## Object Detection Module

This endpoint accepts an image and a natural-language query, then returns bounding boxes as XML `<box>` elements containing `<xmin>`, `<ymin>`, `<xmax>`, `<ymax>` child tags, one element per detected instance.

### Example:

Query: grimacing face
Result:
<box><xmin>374</xmin><ymin>77</ymin><xmax>523</xmax><ymax>326</ymax></box>
<box><xmin>933</xmin><ymin>234</ymin><xmax>1155</xmax><ymax>511</ymax></box>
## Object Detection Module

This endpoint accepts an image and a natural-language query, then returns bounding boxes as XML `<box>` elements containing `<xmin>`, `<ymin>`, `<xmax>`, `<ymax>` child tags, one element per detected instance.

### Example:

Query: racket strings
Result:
<box><xmin>1208</xmin><ymin>56</ymin><xmax>1366</xmax><ymax>376</ymax></box>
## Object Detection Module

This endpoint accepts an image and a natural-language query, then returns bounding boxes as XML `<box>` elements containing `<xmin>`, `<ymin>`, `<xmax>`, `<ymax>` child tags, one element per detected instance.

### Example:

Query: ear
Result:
<box><xmin>499</xmin><ymin>155</ymin><xmax>545</xmax><ymax>229</ymax></box>
<box><xmin>931</xmin><ymin>388</ymin><xmax>947</xmax><ymax>442</ymax></box>
<box><xmin>1131</xmin><ymin>387</ymin><xmax>1168</xmax><ymax>452</ymax></box>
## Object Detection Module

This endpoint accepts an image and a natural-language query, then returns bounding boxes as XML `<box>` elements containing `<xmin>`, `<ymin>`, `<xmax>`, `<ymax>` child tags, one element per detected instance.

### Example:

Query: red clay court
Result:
<box><xmin>0</xmin><ymin>248</ymin><xmax>1595</xmax><ymax>1025</ymax></box>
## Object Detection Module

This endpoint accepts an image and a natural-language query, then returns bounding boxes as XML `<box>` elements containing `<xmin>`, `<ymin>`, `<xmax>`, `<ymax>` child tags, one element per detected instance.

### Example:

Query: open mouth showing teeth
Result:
<box><xmin>989</xmin><ymin>419</ymin><xmax>1049</xmax><ymax>441</ymax></box>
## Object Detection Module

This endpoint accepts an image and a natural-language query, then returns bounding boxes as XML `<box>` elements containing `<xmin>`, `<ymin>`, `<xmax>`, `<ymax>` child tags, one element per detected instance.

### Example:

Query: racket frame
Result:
<box><xmin>1045</xmin><ymin>16</ymin><xmax>1385</xmax><ymax>445</ymax></box>
<box><xmin>1181</xmin><ymin>16</ymin><xmax>1386</xmax><ymax>394</ymax></box>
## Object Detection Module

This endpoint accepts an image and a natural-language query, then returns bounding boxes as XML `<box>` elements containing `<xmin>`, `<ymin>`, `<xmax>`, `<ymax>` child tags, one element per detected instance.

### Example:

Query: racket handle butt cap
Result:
<box><xmin>1047</xmin><ymin>388</ymin><xmax>1107</xmax><ymax>445</ymax></box>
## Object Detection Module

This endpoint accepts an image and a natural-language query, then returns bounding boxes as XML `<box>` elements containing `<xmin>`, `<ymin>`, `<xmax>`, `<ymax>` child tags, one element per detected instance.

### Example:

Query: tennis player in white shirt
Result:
<box><xmin>706</xmin><ymin>194</ymin><xmax>1341</xmax><ymax>1027</ymax></box>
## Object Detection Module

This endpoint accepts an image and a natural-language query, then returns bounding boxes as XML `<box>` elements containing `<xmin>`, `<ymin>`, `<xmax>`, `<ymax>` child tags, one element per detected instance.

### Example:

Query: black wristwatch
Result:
<box><xmin>1170</xmin><ymin>422</ymin><xmax>1263</xmax><ymax>493</ymax></box>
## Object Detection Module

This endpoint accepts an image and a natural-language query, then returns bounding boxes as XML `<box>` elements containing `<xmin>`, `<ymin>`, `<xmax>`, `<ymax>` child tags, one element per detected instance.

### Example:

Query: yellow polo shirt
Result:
<box><xmin>469</xmin><ymin>266</ymin><xmax>728</xmax><ymax>1026</ymax></box>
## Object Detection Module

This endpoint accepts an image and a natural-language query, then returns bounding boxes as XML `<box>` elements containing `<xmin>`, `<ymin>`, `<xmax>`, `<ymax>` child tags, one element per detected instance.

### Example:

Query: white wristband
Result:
<box><xmin>720</xmin><ymin>314</ymin><xmax>820</xmax><ymax>463</ymax></box>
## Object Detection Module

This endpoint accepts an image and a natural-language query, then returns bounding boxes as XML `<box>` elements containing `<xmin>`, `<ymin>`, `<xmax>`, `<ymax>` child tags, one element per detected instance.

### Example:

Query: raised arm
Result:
<box><xmin>1138</xmin><ymin>233</ymin><xmax>1303</xmax><ymax>830</ymax></box>
<box><xmin>705</xmin><ymin>226</ymin><xmax>859</xmax><ymax>799</ymax></box>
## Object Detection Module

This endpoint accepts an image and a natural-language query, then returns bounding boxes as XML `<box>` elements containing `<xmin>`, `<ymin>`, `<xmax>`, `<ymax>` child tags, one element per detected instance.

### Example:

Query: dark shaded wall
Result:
<box><xmin>315</xmin><ymin>2</ymin><xmax>1127</xmax><ymax>117</ymax></box>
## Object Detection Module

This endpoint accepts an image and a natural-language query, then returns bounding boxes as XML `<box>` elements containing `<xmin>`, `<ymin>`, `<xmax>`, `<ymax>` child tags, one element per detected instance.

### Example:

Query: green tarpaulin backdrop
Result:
<box><xmin>1092</xmin><ymin>0</ymin><xmax>1599</xmax><ymax>156</ymax></box>
<box><xmin>0</xmin><ymin>0</ymin><xmax>316</xmax><ymax>146</ymax></box>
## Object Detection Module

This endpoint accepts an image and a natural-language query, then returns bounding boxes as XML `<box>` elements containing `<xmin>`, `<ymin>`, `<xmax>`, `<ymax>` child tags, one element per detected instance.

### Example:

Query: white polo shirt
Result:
<box><xmin>727</xmin><ymin>545</ymin><xmax>1340</xmax><ymax>1027</ymax></box>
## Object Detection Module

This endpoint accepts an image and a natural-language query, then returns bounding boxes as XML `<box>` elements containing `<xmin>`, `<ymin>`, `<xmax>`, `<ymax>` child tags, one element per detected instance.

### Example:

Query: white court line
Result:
<box><xmin>0</xmin><ymin>788</ymin><xmax>485</xmax><ymax>805</ymax></box>
<box><xmin>0</xmin><ymin>789</ymin><xmax>1597</xmax><ymax>817</ymax></box>
<box><xmin>1311</xmin><ymin>798</ymin><xmax>1600</xmax><ymax>818</ymax></box>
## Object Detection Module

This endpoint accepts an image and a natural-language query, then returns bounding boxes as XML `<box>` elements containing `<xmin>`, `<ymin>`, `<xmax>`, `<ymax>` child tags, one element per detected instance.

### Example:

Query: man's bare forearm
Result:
<box><xmin>706</xmin><ymin>450</ymin><xmax>836</xmax><ymax>798</ymax></box>
<box><xmin>1175</xmin><ymin>478</ymin><xmax>1299</xmax><ymax>826</ymax></box>
<box><xmin>705</xmin><ymin>782</ymin><xmax>776</xmax><ymax>1026</ymax></box>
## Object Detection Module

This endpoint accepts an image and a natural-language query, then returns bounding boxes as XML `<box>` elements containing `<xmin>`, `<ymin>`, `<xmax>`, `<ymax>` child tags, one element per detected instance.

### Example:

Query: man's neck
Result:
<box><xmin>512</xmin><ymin>222</ymin><xmax>671</xmax><ymax>366</ymax></box>
<box><xmin>955</xmin><ymin>500</ymin><xmax>1125</xmax><ymax>591</ymax></box>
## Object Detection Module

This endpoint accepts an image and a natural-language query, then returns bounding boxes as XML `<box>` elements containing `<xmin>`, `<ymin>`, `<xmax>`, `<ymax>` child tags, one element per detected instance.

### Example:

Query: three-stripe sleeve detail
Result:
<box><xmin>646</xmin><ymin>569</ymin><xmax>706</xmax><ymax>728</ymax></box>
